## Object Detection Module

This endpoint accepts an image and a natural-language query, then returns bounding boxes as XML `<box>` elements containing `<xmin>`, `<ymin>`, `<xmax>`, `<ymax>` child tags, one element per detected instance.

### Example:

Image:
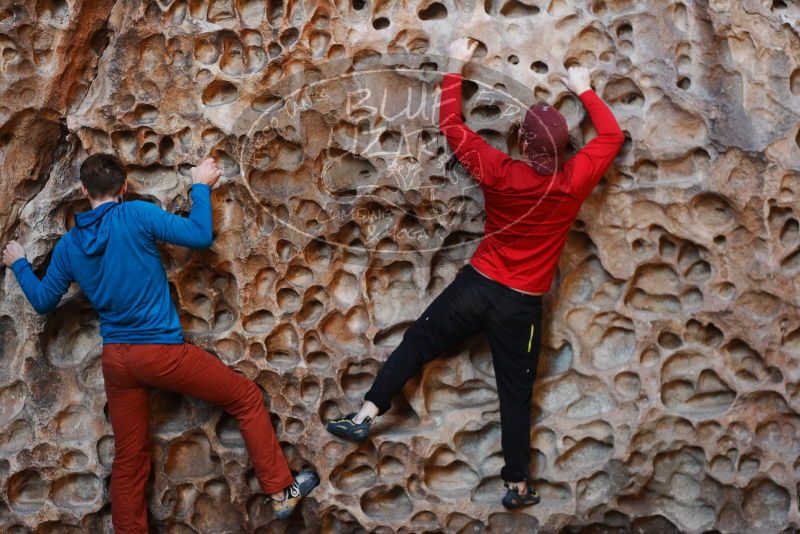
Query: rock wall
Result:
<box><xmin>2</xmin><ymin>0</ymin><xmax>800</xmax><ymax>532</ymax></box>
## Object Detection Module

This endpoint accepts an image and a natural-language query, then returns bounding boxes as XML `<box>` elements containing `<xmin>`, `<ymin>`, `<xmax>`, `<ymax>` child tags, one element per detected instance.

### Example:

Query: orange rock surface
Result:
<box><xmin>2</xmin><ymin>0</ymin><xmax>800</xmax><ymax>532</ymax></box>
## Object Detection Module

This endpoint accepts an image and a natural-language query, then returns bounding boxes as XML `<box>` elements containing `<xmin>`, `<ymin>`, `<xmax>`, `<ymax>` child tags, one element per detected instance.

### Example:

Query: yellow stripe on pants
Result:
<box><xmin>527</xmin><ymin>324</ymin><xmax>535</xmax><ymax>352</ymax></box>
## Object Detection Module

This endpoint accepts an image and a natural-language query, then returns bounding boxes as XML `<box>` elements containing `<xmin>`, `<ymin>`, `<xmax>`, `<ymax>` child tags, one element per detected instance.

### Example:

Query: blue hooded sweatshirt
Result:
<box><xmin>11</xmin><ymin>184</ymin><xmax>212</xmax><ymax>344</ymax></box>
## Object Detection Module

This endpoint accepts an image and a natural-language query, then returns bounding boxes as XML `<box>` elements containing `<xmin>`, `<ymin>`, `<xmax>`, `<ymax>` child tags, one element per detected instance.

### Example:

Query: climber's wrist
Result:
<box><xmin>447</xmin><ymin>58</ymin><xmax>466</xmax><ymax>74</ymax></box>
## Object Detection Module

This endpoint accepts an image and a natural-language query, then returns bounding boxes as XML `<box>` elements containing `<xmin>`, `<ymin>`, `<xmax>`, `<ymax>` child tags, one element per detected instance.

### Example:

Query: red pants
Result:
<box><xmin>101</xmin><ymin>343</ymin><xmax>293</xmax><ymax>534</ymax></box>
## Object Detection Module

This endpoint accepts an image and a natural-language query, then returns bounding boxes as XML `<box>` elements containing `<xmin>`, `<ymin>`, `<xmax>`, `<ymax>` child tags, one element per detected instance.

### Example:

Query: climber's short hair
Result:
<box><xmin>80</xmin><ymin>153</ymin><xmax>127</xmax><ymax>199</ymax></box>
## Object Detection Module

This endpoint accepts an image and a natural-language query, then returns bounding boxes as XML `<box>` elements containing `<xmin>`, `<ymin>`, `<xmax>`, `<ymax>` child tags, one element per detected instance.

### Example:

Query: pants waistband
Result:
<box><xmin>462</xmin><ymin>264</ymin><xmax>543</xmax><ymax>304</ymax></box>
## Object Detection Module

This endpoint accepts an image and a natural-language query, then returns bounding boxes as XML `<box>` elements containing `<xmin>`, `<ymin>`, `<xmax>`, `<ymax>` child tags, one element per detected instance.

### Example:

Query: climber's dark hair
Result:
<box><xmin>80</xmin><ymin>153</ymin><xmax>127</xmax><ymax>199</ymax></box>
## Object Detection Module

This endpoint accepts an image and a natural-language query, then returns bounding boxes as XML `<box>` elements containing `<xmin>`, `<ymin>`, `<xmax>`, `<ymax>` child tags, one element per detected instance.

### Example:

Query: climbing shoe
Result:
<box><xmin>325</xmin><ymin>412</ymin><xmax>373</xmax><ymax>443</ymax></box>
<box><xmin>502</xmin><ymin>480</ymin><xmax>540</xmax><ymax>509</ymax></box>
<box><xmin>268</xmin><ymin>468</ymin><xmax>320</xmax><ymax>519</ymax></box>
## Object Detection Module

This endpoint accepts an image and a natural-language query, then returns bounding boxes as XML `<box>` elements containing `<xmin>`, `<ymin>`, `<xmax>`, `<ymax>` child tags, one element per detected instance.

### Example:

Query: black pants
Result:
<box><xmin>364</xmin><ymin>264</ymin><xmax>542</xmax><ymax>482</ymax></box>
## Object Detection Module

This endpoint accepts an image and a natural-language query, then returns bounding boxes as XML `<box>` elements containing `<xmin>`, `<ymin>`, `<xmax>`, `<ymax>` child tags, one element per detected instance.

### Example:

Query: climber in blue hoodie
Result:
<box><xmin>2</xmin><ymin>154</ymin><xmax>318</xmax><ymax>533</ymax></box>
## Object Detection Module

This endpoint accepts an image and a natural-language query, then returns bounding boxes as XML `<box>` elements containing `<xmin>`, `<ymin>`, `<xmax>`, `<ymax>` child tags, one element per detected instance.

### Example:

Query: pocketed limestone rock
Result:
<box><xmin>1</xmin><ymin>0</ymin><xmax>800</xmax><ymax>532</ymax></box>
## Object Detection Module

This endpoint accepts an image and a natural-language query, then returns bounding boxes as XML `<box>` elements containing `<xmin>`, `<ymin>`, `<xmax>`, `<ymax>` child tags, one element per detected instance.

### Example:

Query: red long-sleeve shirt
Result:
<box><xmin>439</xmin><ymin>73</ymin><xmax>624</xmax><ymax>294</ymax></box>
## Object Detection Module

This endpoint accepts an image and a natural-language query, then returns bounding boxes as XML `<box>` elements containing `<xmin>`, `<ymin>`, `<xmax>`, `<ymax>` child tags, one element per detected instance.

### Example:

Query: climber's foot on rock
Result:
<box><xmin>268</xmin><ymin>468</ymin><xmax>320</xmax><ymax>519</ymax></box>
<box><xmin>326</xmin><ymin>412</ymin><xmax>373</xmax><ymax>443</ymax></box>
<box><xmin>502</xmin><ymin>480</ymin><xmax>540</xmax><ymax>510</ymax></box>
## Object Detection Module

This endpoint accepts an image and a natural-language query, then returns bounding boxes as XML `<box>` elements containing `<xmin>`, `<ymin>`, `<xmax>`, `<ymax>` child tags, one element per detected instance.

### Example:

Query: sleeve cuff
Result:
<box><xmin>190</xmin><ymin>183</ymin><xmax>211</xmax><ymax>195</ymax></box>
<box><xmin>578</xmin><ymin>89</ymin><xmax>597</xmax><ymax>100</ymax></box>
<box><xmin>11</xmin><ymin>257</ymin><xmax>30</xmax><ymax>275</ymax></box>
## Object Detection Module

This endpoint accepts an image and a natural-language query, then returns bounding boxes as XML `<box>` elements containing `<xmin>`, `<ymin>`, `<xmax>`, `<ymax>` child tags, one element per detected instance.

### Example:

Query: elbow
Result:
<box><xmin>439</xmin><ymin>112</ymin><xmax>459</xmax><ymax>134</ymax></box>
<box><xmin>610</xmin><ymin>129</ymin><xmax>625</xmax><ymax>149</ymax></box>
<box><xmin>189</xmin><ymin>222</ymin><xmax>214</xmax><ymax>249</ymax></box>
<box><xmin>202</xmin><ymin>229</ymin><xmax>214</xmax><ymax>248</ymax></box>
<box><xmin>31</xmin><ymin>299</ymin><xmax>55</xmax><ymax>315</ymax></box>
<box><xmin>192</xmin><ymin>238</ymin><xmax>213</xmax><ymax>250</ymax></box>
<box><xmin>439</xmin><ymin>125</ymin><xmax>460</xmax><ymax>152</ymax></box>
<box><xmin>194</xmin><ymin>232</ymin><xmax>214</xmax><ymax>250</ymax></box>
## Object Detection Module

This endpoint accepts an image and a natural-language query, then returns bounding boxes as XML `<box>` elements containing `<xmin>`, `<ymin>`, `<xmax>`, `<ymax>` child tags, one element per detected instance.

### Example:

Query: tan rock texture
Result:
<box><xmin>2</xmin><ymin>0</ymin><xmax>800</xmax><ymax>532</ymax></box>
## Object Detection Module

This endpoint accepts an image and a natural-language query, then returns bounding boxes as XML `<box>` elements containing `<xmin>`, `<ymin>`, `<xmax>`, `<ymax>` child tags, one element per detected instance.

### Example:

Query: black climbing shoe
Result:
<box><xmin>268</xmin><ymin>468</ymin><xmax>320</xmax><ymax>519</ymax></box>
<box><xmin>502</xmin><ymin>480</ymin><xmax>540</xmax><ymax>509</ymax></box>
<box><xmin>325</xmin><ymin>412</ymin><xmax>373</xmax><ymax>443</ymax></box>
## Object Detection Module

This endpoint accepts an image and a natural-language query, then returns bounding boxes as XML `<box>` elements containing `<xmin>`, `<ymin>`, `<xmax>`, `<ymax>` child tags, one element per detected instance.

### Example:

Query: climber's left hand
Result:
<box><xmin>2</xmin><ymin>240</ymin><xmax>26</xmax><ymax>268</ymax></box>
<box><xmin>448</xmin><ymin>37</ymin><xmax>479</xmax><ymax>67</ymax></box>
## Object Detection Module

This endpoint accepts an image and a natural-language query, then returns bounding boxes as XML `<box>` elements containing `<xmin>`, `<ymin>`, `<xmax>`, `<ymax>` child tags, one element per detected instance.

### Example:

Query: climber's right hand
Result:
<box><xmin>566</xmin><ymin>66</ymin><xmax>592</xmax><ymax>94</ymax></box>
<box><xmin>190</xmin><ymin>158</ymin><xmax>222</xmax><ymax>188</ymax></box>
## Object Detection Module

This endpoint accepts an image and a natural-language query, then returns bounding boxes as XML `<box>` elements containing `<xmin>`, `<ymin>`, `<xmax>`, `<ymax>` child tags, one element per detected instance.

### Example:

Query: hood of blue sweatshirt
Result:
<box><xmin>73</xmin><ymin>201</ymin><xmax>119</xmax><ymax>256</ymax></box>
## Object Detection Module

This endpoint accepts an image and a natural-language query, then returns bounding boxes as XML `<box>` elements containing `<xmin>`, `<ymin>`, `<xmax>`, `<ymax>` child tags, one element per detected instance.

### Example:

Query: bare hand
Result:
<box><xmin>567</xmin><ymin>66</ymin><xmax>592</xmax><ymax>94</ymax></box>
<box><xmin>190</xmin><ymin>158</ymin><xmax>222</xmax><ymax>188</ymax></box>
<box><xmin>449</xmin><ymin>37</ymin><xmax>479</xmax><ymax>65</ymax></box>
<box><xmin>3</xmin><ymin>240</ymin><xmax>26</xmax><ymax>267</ymax></box>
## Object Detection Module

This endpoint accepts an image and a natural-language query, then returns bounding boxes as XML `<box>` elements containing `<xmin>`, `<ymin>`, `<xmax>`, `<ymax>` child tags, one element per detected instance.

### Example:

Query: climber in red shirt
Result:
<box><xmin>325</xmin><ymin>38</ymin><xmax>624</xmax><ymax>509</ymax></box>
